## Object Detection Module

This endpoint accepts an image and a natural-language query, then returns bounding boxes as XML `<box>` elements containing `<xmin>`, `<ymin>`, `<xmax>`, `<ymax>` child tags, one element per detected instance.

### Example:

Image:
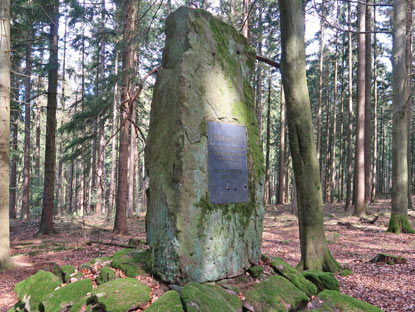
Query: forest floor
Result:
<box><xmin>1</xmin><ymin>198</ymin><xmax>414</xmax><ymax>312</ymax></box>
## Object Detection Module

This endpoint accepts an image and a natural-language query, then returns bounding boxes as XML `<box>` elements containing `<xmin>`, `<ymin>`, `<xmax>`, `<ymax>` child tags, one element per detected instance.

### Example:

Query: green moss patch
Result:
<box><xmin>339</xmin><ymin>268</ymin><xmax>352</xmax><ymax>277</ymax></box>
<box><xmin>111</xmin><ymin>248</ymin><xmax>149</xmax><ymax>277</ymax></box>
<box><xmin>245</xmin><ymin>275</ymin><xmax>309</xmax><ymax>312</ymax></box>
<box><xmin>69</xmin><ymin>297</ymin><xmax>90</xmax><ymax>312</ymax></box>
<box><xmin>61</xmin><ymin>265</ymin><xmax>76</xmax><ymax>282</ymax></box>
<box><xmin>310</xmin><ymin>290</ymin><xmax>382</xmax><ymax>312</ymax></box>
<box><xmin>145</xmin><ymin>290</ymin><xmax>184</xmax><ymax>312</ymax></box>
<box><xmin>270</xmin><ymin>257</ymin><xmax>317</xmax><ymax>296</ymax></box>
<box><xmin>40</xmin><ymin>279</ymin><xmax>92</xmax><ymax>312</ymax></box>
<box><xmin>302</xmin><ymin>270</ymin><xmax>339</xmax><ymax>292</ymax></box>
<box><xmin>90</xmin><ymin>278</ymin><xmax>150</xmax><ymax>311</ymax></box>
<box><xmin>96</xmin><ymin>267</ymin><xmax>116</xmax><ymax>285</ymax></box>
<box><xmin>15</xmin><ymin>270</ymin><xmax>61</xmax><ymax>312</ymax></box>
<box><xmin>181</xmin><ymin>282</ymin><xmax>242</xmax><ymax>312</ymax></box>
<box><xmin>248</xmin><ymin>265</ymin><xmax>264</xmax><ymax>278</ymax></box>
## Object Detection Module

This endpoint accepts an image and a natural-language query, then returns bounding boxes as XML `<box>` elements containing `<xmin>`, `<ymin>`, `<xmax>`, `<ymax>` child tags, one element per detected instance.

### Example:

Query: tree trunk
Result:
<box><xmin>22</xmin><ymin>33</ymin><xmax>32</xmax><ymax>220</ymax></box>
<box><xmin>371</xmin><ymin>3</ymin><xmax>378</xmax><ymax>202</ymax></box>
<box><xmin>128</xmin><ymin>105</ymin><xmax>136</xmax><ymax>217</ymax></box>
<box><xmin>114</xmin><ymin>0</ymin><xmax>138</xmax><ymax>234</ymax></box>
<box><xmin>9</xmin><ymin>113</ymin><xmax>17</xmax><ymax>219</ymax></box>
<box><xmin>345</xmin><ymin>2</ymin><xmax>354</xmax><ymax>211</ymax></box>
<box><xmin>317</xmin><ymin>14</ymin><xmax>325</xmax><ymax>164</ymax></box>
<box><xmin>279</xmin><ymin>0</ymin><xmax>342</xmax><ymax>272</ymax></box>
<box><xmin>388</xmin><ymin>0</ymin><xmax>415</xmax><ymax>234</ymax></box>
<box><xmin>406</xmin><ymin>0</ymin><xmax>413</xmax><ymax>210</ymax></box>
<box><xmin>255</xmin><ymin>0</ymin><xmax>263</xmax><ymax>140</ymax></box>
<box><xmin>278</xmin><ymin>87</ymin><xmax>286</xmax><ymax>204</ymax></box>
<box><xmin>0</xmin><ymin>0</ymin><xmax>13</xmax><ymax>269</ymax></box>
<box><xmin>242</xmin><ymin>0</ymin><xmax>249</xmax><ymax>39</ymax></box>
<box><xmin>364</xmin><ymin>0</ymin><xmax>372</xmax><ymax>206</ymax></box>
<box><xmin>39</xmin><ymin>0</ymin><xmax>59</xmax><ymax>234</ymax></box>
<box><xmin>354</xmin><ymin>1</ymin><xmax>366</xmax><ymax>217</ymax></box>
<box><xmin>264</xmin><ymin>70</ymin><xmax>272</xmax><ymax>205</ymax></box>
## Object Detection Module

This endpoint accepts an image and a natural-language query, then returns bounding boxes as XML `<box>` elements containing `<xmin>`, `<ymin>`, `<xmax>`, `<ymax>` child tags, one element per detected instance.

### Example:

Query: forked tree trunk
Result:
<box><xmin>39</xmin><ymin>0</ymin><xmax>59</xmax><ymax>234</ymax></box>
<box><xmin>388</xmin><ymin>0</ymin><xmax>415</xmax><ymax>234</ymax></box>
<box><xmin>354</xmin><ymin>1</ymin><xmax>366</xmax><ymax>217</ymax></box>
<box><xmin>279</xmin><ymin>0</ymin><xmax>342</xmax><ymax>272</ymax></box>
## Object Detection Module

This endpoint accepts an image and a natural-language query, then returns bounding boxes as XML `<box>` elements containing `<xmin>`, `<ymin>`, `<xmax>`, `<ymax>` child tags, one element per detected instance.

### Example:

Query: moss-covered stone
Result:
<box><xmin>40</xmin><ymin>279</ymin><xmax>92</xmax><ymax>312</ymax></box>
<box><xmin>111</xmin><ymin>248</ymin><xmax>149</xmax><ymax>277</ymax></box>
<box><xmin>61</xmin><ymin>265</ymin><xmax>76</xmax><ymax>282</ymax></box>
<box><xmin>90</xmin><ymin>278</ymin><xmax>150</xmax><ymax>311</ymax></box>
<box><xmin>270</xmin><ymin>257</ymin><xmax>317</xmax><ymax>296</ymax></box>
<box><xmin>309</xmin><ymin>290</ymin><xmax>382</xmax><ymax>311</ymax></box>
<box><xmin>146</xmin><ymin>6</ymin><xmax>263</xmax><ymax>284</ymax></box>
<box><xmin>145</xmin><ymin>291</ymin><xmax>184</xmax><ymax>312</ymax></box>
<box><xmin>96</xmin><ymin>266</ymin><xmax>116</xmax><ymax>285</ymax></box>
<box><xmin>51</xmin><ymin>263</ymin><xmax>64</xmax><ymax>282</ymax></box>
<box><xmin>248</xmin><ymin>265</ymin><xmax>264</xmax><ymax>278</ymax></box>
<box><xmin>302</xmin><ymin>270</ymin><xmax>339</xmax><ymax>292</ymax></box>
<box><xmin>181</xmin><ymin>282</ymin><xmax>242</xmax><ymax>312</ymax></box>
<box><xmin>339</xmin><ymin>268</ymin><xmax>352</xmax><ymax>277</ymax></box>
<box><xmin>69</xmin><ymin>297</ymin><xmax>90</xmax><ymax>312</ymax></box>
<box><xmin>245</xmin><ymin>275</ymin><xmax>309</xmax><ymax>312</ymax></box>
<box><xmin>15</xmin><ymin>270</ymin><xmax>61</xmax><ymax>312</ymax></box>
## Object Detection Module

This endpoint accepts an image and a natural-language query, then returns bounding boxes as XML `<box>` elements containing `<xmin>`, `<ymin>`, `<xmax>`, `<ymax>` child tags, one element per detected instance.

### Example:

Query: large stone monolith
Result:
<box><xmin>145</xmin><ymin>7</ymin><xmax>264</xmax><ymax>284</ymax></box>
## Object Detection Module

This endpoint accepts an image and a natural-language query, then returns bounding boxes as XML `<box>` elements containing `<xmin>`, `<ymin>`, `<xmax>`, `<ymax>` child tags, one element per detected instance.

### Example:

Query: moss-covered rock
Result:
<box><xmin>51</xmin><ymin>263</ymin><xmax>64</xmax><ymax>282</ymax></box>
<box><xmin>248</xmin><ymin>265</ymin><xmax>264</xmax><ymax>278</ymax></box>
<box><xmin>111</xmin><ymin>248</ymin><xmax>149</xmax><ymax>277</ymax></box>
<box><xmin>90</xmin><ymin>278</ymin><xmax>150</xmax><ymax>311</ymax></box>
<box><xmin>270</xmin><ymin>257</ymin><xmax>317</xmax><ymax>296</ymax></box>
<box><xmin>15</xmin><ymin>270</ymin><xmax>61</xmax><ymax>312</ymax></box>
<box><xmin>308</xmin><ymin>290</ymin><xmax>382</xmax><ymax>312</ymax></box>
<box><xmin>61</xmin><ymin>265</ymin><xmax>76</xmax><ymax>282</ymax></box>
<box><xmin>40</xmin><ymin>279</ymin><xmax>92</xmax><ymax>312</ymax></box>
<box><xmin>69</xmin><ymin>297</ymin><xmax>91</xmax><ymax>312</ymax></box>
<box><xmin>181</xmin><ymin>282</ymin><xmax>242</xmax><ymax>312</ymax></box>
<box><xmin>96</xmin><ymin>266</ymin><xmax>116</xmax><ymax>285</ymax></box>
<box><xmin>302</xmin><ymin>270</ymin><xmax>339</xmax><ymax>292</ymax></box>
<box><xmin>145</xmin><ymin>291</ymin><xmax>184</xmax><ymax>312</ymax></box>
<box><xmin>245</xmin><ymin>275</ymin><xmax>309</xmax><ymax>312</ymax></box>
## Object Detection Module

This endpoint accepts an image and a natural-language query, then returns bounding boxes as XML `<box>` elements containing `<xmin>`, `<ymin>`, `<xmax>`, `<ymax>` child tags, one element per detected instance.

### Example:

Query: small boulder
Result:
<box><xmin>145</xmin><ymin>291</ymin><xmax>184</xmax><ymax>312</ymax></box>
<box><xmin>90</xmin><ymin>278</ymin><xmax>150</xmax><ymax>311</ymax></box>
<box><xmin>181</xmin><ymin>282</ymin><xmax>242</xmax><ymax>312</ymax></box>
<box><xmin>245</xmin><ymin>275</ymin><xmax>309</xmax><ymax>312</ymax></box>
<box><xmin>301</xmin><ymin>270</ymin><xmax>339</xmax><ymax>292</ymax></box>
<box><xmin>111</xmin><ymin>248</ymin><xmax>149</xmax><ymax>277</ymax></box>
<box><xmin>40</xmin><ymin>279</ymin><xmax>92</xmax><ymax>312</ymax></box>
<box><xmin>308</xmin><ymin>289</ymin><xmax>382</xmax><ymax>311</ymax></box>
<box><xmin>96</xmin><ymin>267</ymin><xmax>116</xmax><ymax>285</ymax></box>
<box><xmin>69</xmin><ymin>297</ymin><xmax>90</xmax><ymax>312</ymax></box>
<box><xmin>248</xmin><ymin>265</ymin><xmax>264</xmax><ymax>278</ymax></box>
<box><xmin>61</xmin><ymin>265</ymin><xmax>76</xmax><ymax>282</ymax></box>
<box><xmin>270</xmin><ymin>257</ymin><xmax>317</xmax><ymax>296</ymax></box>
<box><xmin>15</xmin><ymin>270</ymin><xmax>61</xmax><ymax>312</ymax></box>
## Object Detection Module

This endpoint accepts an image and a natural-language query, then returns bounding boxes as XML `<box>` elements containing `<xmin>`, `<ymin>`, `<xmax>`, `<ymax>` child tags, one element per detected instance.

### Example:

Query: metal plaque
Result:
<box><xmin>208</xmin><ymin>121</ymin><xmax>249</xmax><ymax>204</ymax></box>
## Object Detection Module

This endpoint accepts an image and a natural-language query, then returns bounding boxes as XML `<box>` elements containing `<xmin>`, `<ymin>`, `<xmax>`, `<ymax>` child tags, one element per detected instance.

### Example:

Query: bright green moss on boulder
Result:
<box><xmin>15</xmin><ymin>270</ymin><xmax>61</xmax><ymax>312</ymax></box>
<box><xmin>245</xmin><ymin>275</ymin><xmax>309</xmax><ymax>312</ymax></box>
<box><xmin>40</xmin><ymin>279</ymin><xmax>92</xmax><ymax>312</ymax></box>
<box><xmin>90</xmin><ymin>278</ymin><xmax>150</xmax><ymax>311</ymax></box>
<box><xmin>181</xmin><ymin>282</ymin><xmax>242</xmax><ymax>312</ymax></box>
<box><xmin>96</xmin><ymin>266</ymin><xmax>116</xmax><ymax>285</ymax></box>
<box><xmin>248</xmin><ymin>265</ymin><xmax>264</xmax><ymax>278</ymax></box>
<box><xmin>111</xmin><ymin>248</ymin><xmax>148</xmax><ymax>277</ymax></box>
<box><xmin>61</xmin><ymin>265</ymin><xmax>76</xmax><ymax>282</ymax></box>
<box><xmin>270</xmin><ymin>257</ymin><xmax>317</xmax><ymax>296</ymax></box>
<box><xmin>309</xmin><ymin>290</ymin><xmax>382</xmax><ymax>312</ymax></box>
<box><xmin>69</xmin><ymin>297</ymin><xmax>91</xmax><ymax>312</ymax></box>
<box><xmin>145</xmin><ymin>291</ymin><xmax>184</xmax><ymax>312</ymax></box>
<box><xmin>302</xmin><ymin>270</ymin><xmax>339</xmax><ymax>292</ymax></box>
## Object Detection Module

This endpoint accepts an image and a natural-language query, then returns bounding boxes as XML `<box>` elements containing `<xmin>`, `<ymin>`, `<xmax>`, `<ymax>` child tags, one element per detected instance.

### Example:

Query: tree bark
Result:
<box><xmin>388</xmin><ymin>0</ymin><xmax>415</xmax><ymax>234</ymax></box>
<box><xmin>354</xmin><ymin>1</ymin><xmax>366</xmax><ymax>217</ymax></box>
<box><xmin>114</xmin><ymin>0</ymin><xmax>138</xmax><ymax>234</ymax></box>
<box><xmin>317</xmin><ymin>13</ymin><xmax>325</xmax><ymax>164</ymax></box>
<box><xmin>371</xmin><ymin>2</ymin><xmax>378</xmax><ymax>202</ymax></box>
<box><xmin>128</xmin><ymin>104</ymin><xmax>136</xmax><ymax>217</ymax></box>
<box><xmin>406</xmin><ymin>0</ymin><xmax>413</xmax><ymax>210</ymax></box>
<box><xmin>279</xmin><ymin>0</ymin><xmax>342</xmax><ymax>272</ymax></box>
<box><xmin>22</xmin><ymin>33</ymin><xmax>32</xmax><ymax>220</ymax></box>
<box><xmin>9</xmin><ymin>112</ymin><xmax>17</xmax><ymax>219</ymax></box>
<box><xmin>255</xmin><ymin>0</ymin><xmax>263</xmax><ymax>140</ymax></box>
<box><xmin>39</xmin><ymin>0</ymin><xmax>59</xmax><ymax>234</ymax></box>
<box><xmin>242</xmin><ymin>0</ymin><xmax>249</xmax><ymax>39</ymax></box>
